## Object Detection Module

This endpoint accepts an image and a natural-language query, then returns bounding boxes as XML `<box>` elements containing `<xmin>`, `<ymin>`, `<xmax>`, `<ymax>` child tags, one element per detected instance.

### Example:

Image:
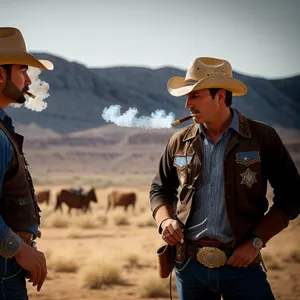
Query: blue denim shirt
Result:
<box><xmin>0</xmin><ymin>108</ymin><xmax>38</xmax><ymax>237</ymax></box>
<box><xmin>185</xmin><ymin>109</ymin><xmax>239</xmax><ymax>243</ymax></box>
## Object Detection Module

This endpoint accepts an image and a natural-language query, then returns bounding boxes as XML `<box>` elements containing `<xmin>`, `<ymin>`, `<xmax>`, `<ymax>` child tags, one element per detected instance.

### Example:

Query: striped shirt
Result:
<box><xmin>185</xmin><ymin>109</ymin><xmax>239</xmax><ymax>243</ymax></box>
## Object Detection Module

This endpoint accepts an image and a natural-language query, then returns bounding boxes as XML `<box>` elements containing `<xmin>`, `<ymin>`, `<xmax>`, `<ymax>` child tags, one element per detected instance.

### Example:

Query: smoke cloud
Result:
<box><xmin>102</xmin><ymin>105</ymin><xmax>175</xmax><ymax>129</ymax></box>
<box><xmin>13</xmin><ymin>67</ymin><xmax>50</xmax><ymax>111</ymax></box>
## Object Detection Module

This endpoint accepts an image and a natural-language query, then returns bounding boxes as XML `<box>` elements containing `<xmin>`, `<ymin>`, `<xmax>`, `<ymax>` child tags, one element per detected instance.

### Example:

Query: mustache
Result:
<box><xmin>190</xmin><ymin>109</ymin><xmax>200</xmax><ymax>114</ymax></box>
<box><xmin>22</xmin><ymin>85</ymin><xmax>29</xmax><ymax>93</ymax></box>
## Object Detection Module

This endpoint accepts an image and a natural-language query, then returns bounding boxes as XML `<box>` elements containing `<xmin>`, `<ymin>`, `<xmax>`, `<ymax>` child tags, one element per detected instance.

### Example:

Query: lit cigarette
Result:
<box><xmin>171</xmin><ymin>115</ymin><xmax>192</xmax><ymax>127</ymax></box>
<box><xmin>24</xmin><ymin>91</ymin><xmax>36</xmax><ymax>99</ymax></box>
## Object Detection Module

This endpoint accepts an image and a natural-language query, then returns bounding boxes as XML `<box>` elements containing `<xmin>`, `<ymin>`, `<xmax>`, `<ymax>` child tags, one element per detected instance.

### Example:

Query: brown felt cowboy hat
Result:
<box><xmin>0</xmin><ymin>27</ymin><xmax>53</xmax><ymax>70</ymax></box>
<box><xmin>167</xmin><ymin>57</ymin><xmax>247</xmax><ymax>97</ymax></box>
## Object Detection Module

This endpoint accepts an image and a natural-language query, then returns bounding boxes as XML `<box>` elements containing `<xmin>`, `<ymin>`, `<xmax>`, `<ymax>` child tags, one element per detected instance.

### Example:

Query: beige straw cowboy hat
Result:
<box><xmin>168</xmin><ymin>57</ymin><xmax>247</xmax><ymax>97</ymax></box>
<box><xmin>0</xmin><ymin>27</ymin><xmax>53</xmax><ymax>70</ymax></box>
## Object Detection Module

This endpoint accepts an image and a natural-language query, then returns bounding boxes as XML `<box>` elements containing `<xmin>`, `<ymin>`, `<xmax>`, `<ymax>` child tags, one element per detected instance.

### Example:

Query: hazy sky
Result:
<box><xmin>1</xmin><ymin>0</ymin><xmax>300</xmax><ymax>79</ymax></box>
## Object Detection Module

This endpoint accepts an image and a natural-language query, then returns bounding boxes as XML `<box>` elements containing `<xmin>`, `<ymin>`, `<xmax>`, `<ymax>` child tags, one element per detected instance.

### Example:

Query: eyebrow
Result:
<box><xmin>189</xmin><ymin>92</ymin><xmax>202</xmax><ymax>96</ymax></box>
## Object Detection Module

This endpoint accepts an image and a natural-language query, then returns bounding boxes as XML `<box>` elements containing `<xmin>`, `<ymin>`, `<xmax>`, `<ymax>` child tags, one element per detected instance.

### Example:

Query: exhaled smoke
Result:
<box><xmin>102</xmin><ymin>105</ymin><xmax>175</xmax><ymax>129</ymax></box>
<box><xmin>13</xmin><ymin>67</ymin><xmax>50</xmax><ymax>111</ymax></box>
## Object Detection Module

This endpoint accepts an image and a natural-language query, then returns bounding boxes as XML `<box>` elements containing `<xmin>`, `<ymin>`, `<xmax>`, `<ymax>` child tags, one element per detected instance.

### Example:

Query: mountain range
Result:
<box><xmin>5</xmin><ymin>52</ymin><xmax>300</xmax><ymax>134</ymax></box>
<box><xmin>4</xmin><ymin>53</ymin><xmax>300</xmax><ymax>179</ymax></box>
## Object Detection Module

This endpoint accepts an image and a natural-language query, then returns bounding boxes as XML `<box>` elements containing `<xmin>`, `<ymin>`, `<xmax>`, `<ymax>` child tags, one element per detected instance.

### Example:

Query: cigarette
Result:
<box><xmin>171</xmin><ymin>115</ymin><xmax>192</xmax><ymax>127</ymax></box>
<box><xmin>24</xmin><ymin>91</ymin><xmax>36</xmax><ymax>99</ymax></box>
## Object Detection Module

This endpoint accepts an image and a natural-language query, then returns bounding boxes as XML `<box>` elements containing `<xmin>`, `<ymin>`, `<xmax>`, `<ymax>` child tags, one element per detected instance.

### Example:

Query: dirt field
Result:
<box><xmin>26</xmin><ymin>183</ymin><xmax>300</xmax><ymax>300</ymax></box>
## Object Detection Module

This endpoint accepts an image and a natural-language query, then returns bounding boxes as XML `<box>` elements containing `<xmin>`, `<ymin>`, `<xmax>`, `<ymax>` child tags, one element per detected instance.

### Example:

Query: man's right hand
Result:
<box><xmin>14</xmin><ymin>241</ymin><xmax>47</xmax><ymax>292</ymax></box>
<box><xmin>161</xmin><ymin>218</ymin><xmax>184</xmax><ymax>246</ymax></box>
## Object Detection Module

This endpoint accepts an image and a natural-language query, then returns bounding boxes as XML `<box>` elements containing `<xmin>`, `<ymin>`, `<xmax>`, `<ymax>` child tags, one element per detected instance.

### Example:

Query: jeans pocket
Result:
<box><xmin>174</xmin><ymin>258</ymin><xmax>191</xmax><ymax>272</ymax></box>
<box><xmin>1</xmin><ymin>258</ymin><xmax>23</xmax><ymax>280</ymax></box>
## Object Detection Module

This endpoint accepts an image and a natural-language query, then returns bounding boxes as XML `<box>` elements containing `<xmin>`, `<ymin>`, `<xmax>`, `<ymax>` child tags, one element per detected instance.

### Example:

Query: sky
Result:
<box><xmin>1</xmin><ymin>0</ymin><xmax>300</xmax><ymax>79</ymax></box>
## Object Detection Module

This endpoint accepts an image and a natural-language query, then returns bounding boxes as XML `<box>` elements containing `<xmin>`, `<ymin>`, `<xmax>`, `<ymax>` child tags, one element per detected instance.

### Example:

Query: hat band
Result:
<box><xmin>184</xmin><ymin>79</ymin><xmax>198</xmax><ymax>86</ymax></box>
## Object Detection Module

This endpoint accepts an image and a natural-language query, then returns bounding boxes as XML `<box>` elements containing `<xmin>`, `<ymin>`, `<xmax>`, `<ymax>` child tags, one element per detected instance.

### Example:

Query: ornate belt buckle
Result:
<box><xmin>196</xmin><ymin>247</ymin><xmax>227</xmax><ymax>268</ymax></box>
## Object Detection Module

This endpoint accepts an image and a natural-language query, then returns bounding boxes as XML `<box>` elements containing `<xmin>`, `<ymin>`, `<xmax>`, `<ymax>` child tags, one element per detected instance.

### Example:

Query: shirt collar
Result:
<box><xmin>199</xmin><ymin>108</ymin><xmax>240</xmax><ymax>136</ymax></box>
<box><xmin>0</xmin><ymin>108</ymin><xmax>6</xmax><ymax>122</ymax></box>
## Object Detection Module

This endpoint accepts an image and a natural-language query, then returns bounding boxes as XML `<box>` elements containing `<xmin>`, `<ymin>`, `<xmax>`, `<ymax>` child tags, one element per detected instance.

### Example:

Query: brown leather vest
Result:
<box><xmin>0</xmin><ymin>121</ymin><xmax>41</xmax><ymax>231</ymax></box>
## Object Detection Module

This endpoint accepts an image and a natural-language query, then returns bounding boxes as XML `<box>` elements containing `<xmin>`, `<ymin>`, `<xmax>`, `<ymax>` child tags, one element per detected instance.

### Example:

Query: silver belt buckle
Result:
<box><xmin>196</xmin><ymin>247</ymin><xmax>227</xmax><ymax>268</ymax></box>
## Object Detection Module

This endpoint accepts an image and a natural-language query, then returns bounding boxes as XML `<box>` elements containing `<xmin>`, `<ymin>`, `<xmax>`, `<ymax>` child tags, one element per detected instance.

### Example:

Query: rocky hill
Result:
<box><xmin>6</xmin><ymin>53</ymin><xmax>300</xmax><ymax>135</ymax></box>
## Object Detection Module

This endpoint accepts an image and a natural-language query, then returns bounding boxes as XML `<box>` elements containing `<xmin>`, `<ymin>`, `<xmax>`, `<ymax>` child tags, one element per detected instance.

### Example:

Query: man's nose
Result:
<box><xmin>25</xmin><ymin>72</ymin><xmax>32</xmax><ymax>86</ymax></box>
<box><xmin>185</xmin><ymin>98</ymin><xmax>193</xmax><ymax>109</ymax></box>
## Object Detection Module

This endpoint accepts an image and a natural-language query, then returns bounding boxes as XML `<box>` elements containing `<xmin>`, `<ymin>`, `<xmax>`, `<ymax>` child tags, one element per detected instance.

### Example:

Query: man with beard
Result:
<box><xmin>150</xmin><ymin>57</ymin><xmax>300</xmax><ymax>299</ymax></box>
<box><xmin>0</xmin><ymin>27</ymin><xmax>53</xmax><ymax>299</ymax></box>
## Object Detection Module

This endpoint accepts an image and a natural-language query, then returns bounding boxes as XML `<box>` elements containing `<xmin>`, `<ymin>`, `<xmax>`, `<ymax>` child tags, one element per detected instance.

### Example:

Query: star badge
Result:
<box><xmin>240</xmin><ymin>168</ymin><xmax>257</xmax><ymax>188</ymax></box>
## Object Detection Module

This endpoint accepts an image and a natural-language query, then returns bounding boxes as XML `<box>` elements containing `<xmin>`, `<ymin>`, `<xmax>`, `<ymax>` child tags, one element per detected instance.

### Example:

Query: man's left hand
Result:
<box><xmin>227</xmin><ymin>240</ymin><xmax>259</xmax><ymax>267</ymax></box>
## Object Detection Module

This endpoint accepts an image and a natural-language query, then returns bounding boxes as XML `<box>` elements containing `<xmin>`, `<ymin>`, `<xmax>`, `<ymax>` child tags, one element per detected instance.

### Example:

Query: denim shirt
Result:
<box><xmin>0</xmin><ymin>108</ymin><xmax>38</xmax><ymax>237</ymax></box>
<box><xmin>185</xmin><ymin>109</ymin><xmax>239</xmax><ymax>243</ymax></box>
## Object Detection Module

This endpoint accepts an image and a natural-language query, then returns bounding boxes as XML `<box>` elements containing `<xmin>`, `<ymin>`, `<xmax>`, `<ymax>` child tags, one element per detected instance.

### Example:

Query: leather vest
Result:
<box><xmin>0</xmin><ymin>122</ymin><xmax>41</xmax><ymax>231</ymax></box>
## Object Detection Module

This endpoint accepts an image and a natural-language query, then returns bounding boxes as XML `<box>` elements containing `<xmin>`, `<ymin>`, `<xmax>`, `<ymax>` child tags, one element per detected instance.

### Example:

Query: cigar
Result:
<box><xmin>24</xmin><ymin>91</ymin><xmax>36</xmax><ymax>99</ymax></box>
<box><xmin>171</xmin><ymin>115</ymin><xmax>193</xmax><ymax>127</ymax></box>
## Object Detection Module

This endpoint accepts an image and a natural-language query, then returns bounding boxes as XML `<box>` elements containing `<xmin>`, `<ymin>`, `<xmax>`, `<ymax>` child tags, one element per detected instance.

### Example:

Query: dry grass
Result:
<box><xmin>76</xmin><ymin>216</ymin><xmax>101</xmax><ymax>229</ymax></box>
<box><xmin>138</xmin><ymin>273</ymin><xmax>169</xmax><ymax>298</ymax></box>
<box><xmin>123</xmin><ymin>252</ymin><xmax>141</xmax><ymax>268</ymax></box>
<box><xmin>262</xmin><ymin>252</ymin><xmax>283</xmax><ymax>270</ymax></box>
<box><xmin>283</xmin><ymin>247</ymin><xmax>300</xmax><ymax>263</ymax></box>
<box><xmin>113</xmin><ymin>213</ymin><xmax>131</xmax><ymax>226</ymax></box>
<box><xmin>51</xmin><ymin>215</ymin><xmax>70</xmax><ymax>228</ymax></box>
<box><xmin>134</xmin><ymin>212</ymin><xmax>156</xmax><ymax>227</ymax></box>
<box><xmin>66</xmin><ymin>228</ymin><xmax>82</xmax><ymax>239</ymax></box>
<box><xmin>80</xmin><ymin>258</ymin><xmax>125</xmax><ymax>289</ymax></box>
<box><xmin>49</xmin><ymin>252</ymin><xmax>79</xmax><ymax>273</ymax></box>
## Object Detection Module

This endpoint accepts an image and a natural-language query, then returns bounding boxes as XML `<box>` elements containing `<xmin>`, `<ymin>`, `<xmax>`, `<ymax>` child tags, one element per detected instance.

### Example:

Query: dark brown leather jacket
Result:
<box><xmin>150</xmin><ymin>113</ymin><xmax>300</xmax><ymax>246</ymax></box>
<box><xmin>0</xmin><ymin>122</ymin><xmax>40</xmax><ymax>233</ymax></box>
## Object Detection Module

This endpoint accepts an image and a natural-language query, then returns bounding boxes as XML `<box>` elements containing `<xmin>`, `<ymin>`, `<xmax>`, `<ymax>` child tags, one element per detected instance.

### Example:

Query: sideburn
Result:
<box><xmin>2</xmin><ymin>66</ymin><xmax>26</xmax><ymax>104</ymax></box>
<box><xmin>3</xmin><ymin>80</ymin><xmax>27</xmax><ymax>104</ymax></box>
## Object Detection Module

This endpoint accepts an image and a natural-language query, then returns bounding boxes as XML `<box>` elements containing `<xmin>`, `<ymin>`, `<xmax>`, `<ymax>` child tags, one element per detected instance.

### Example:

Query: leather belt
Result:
<box><xmin>14</xmin><ymin>231</ymin><xmax>37</xmax><ymax>248</ymax></box>
<box><xmin>185</xmin><ymin>240</ymin><xmax>261</xmax><ymax>268</ymax></box>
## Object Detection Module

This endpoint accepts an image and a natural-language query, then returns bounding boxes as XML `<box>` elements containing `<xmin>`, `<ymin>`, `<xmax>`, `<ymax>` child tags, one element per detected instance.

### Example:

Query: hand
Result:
<box><xmin>227</xmin><ymin>240</ymin><xmax>259</xmax><ymax>267</ymax></box>
<box><xmin>161</xmin><ymin>218</ymin><xmax>184</xmax><ymax>246</ymax></box>
<box><xmin>14</xmin><ymin>241</ymin><xmax>47</xmax><ymax>292</ymax></box>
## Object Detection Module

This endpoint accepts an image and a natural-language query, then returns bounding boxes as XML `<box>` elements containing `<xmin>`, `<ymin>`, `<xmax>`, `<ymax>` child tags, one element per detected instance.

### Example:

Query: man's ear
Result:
<box><xmin>217</xmin><ymin>89</ymin><xmax>226</xmax><ymax>103</ymax></box>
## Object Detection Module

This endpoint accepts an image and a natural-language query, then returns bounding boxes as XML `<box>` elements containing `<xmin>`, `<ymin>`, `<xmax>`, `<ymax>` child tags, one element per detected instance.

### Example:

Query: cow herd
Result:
<box><xmin>36</xmin><ymin>188</ymin><xmax>137</xmax><ymax>214</ymax></box>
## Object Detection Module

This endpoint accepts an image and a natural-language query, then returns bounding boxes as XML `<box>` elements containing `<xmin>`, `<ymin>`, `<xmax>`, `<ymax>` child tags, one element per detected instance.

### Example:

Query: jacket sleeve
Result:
<box><xmin>149</xmin><ymin>141</ymin><xmax>179</xmax><ymax>218</ymax></box>
<box><xmin>252</xmin><ymin>128</ymin><xmax>300</xmax><ymax>243</ymax></box>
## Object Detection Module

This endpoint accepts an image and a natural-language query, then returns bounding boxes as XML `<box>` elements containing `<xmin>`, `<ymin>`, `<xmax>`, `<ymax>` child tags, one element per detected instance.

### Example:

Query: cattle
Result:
<box><xmin>36</xmin><ymin>190</ymin><xmax>51</xmax><ymax>205</ymax></box>
<box><xmin>55</xmin><ymin>187</ymin><xmax>97</xmax><ymax>214</ymax></box>
<box><xmin>106</xmin><ymin>190</ymin><xmax>137</xmax><ymax>212</ymax></box>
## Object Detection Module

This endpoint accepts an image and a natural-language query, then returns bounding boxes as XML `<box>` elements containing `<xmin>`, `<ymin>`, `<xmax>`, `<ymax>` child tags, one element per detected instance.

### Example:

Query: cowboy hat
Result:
<box><xmin>0</xmin><ymin>27</ymin><xmax>53</xmax><ymax>70</ymax></box>
<box><xmin>168</xmin><ymin>57</ymin><xmax>247</xmax><ymax>97</ymax></box>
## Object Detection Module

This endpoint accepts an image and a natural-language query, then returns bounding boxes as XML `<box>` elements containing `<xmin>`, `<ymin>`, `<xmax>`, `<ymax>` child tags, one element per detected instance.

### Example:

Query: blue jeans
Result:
<box><xmin>175</xmin><ymin>259</ymin><xmax>275</xmax><ymax>300</ymax></box>
<box><xmin>0</xmin><ymin>256</ymin><xmax>28</xmax><ymax>300</ymax></box>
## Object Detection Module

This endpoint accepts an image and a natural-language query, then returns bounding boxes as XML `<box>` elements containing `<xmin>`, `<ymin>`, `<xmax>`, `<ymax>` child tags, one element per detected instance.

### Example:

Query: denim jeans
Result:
<box><xmin>0</xmin><ymin>256</ymin><xmax>28</xmax><ymax>300</ymax></box>
<box><xmin>175</xmin><ymin>259</ymin><xmax>275</xmax><ymax>300</ymax></box>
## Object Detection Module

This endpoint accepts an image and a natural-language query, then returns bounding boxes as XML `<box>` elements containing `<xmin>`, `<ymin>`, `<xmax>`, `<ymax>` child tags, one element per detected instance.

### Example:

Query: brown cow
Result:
<box><xmin>36</xmin><ymin>190</ymin><xmax>50</xmax><ymax>205</ymax></box>
<box><xmin>106</xmin><ymin>190</ymin><xmax>136</xmax><ymax>212</ymax></box>
<box><xmin>55</xmin><ymin>187</ymin><xmax>97</xmax><ymax>214</ymax></box>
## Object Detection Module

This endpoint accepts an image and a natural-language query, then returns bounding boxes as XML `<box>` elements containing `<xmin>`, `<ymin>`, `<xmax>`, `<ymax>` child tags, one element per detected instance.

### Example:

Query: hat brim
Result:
<box><xmin>0</xmin><ymin>49</ymin><xmax>53</xmax><ymax>70</ymax></box>
<box><xmin>168</xmin><ymin>76</ymin><xmax>247</xmax><ymax>97</ymax></box>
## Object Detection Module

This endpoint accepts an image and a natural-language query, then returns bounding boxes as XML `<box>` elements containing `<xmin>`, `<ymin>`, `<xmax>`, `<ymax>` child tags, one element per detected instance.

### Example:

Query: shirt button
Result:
<box><xmin>212</xmin><ymin>183</ymin><xmax>215</xmax><ymax>187</ymax></box>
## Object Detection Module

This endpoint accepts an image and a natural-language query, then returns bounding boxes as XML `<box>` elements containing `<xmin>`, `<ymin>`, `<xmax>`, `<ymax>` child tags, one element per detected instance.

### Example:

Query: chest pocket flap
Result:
<box><xmin>174</xmin><ymin>156</ymin><xmax>193</xmax><ymax>170</ymax></box>
<box><xmin>236</xmin><ymin>151</ymin><xmax>260</xmax><ymax>166</ymax></box>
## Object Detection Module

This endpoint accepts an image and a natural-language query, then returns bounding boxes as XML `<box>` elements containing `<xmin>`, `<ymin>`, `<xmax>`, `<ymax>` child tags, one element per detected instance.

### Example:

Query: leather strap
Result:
<box><xmin>14</xmin><ymin>231</ymin><xmax>36</xmax><ymax>247</ymax></box>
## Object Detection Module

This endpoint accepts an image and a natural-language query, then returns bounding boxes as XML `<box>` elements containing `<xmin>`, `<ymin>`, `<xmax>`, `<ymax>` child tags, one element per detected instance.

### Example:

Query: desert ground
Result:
<box><xmin>24</xmin><ymin>175</ymin><xmax>300</xmax><ymax>300</ymax></box>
